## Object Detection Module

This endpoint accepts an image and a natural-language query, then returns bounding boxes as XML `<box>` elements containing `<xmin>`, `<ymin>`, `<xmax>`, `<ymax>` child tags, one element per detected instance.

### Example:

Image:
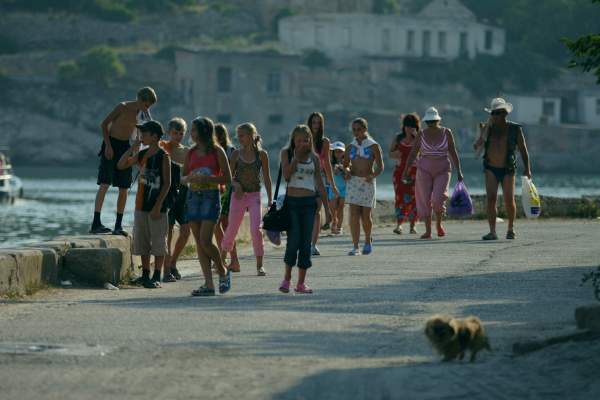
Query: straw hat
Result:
<box><xmin>485</xmin><ymin>98</ymin><xmax>513</xmax><ymax>114</ymax></box>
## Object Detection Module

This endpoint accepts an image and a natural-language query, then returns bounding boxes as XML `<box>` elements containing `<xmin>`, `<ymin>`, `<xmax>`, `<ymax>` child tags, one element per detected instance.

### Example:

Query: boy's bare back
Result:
<box><xmin>105</xmin><ymin>101</ymin><xmax>142</xmax><ymax>142</ymax></box>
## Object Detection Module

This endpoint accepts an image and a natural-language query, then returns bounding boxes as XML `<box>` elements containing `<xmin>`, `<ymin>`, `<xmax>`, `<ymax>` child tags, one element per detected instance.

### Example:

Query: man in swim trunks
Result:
<box><xmin>90</xmin><ymin>87</ymin><xmax>157</xmax><ymax>235</ymax></box>
<box><xmin>474</xmin><ymin>98</ymin><xmax>532</xmax><ymax>240</ymax></box>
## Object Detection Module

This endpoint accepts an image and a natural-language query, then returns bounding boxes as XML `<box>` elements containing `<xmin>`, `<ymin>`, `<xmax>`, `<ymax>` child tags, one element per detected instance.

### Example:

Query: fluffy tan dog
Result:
<box><xmin>424</xmin><ymin>315</ymin><xmax>491</xmax><ymax>362</ymax></box>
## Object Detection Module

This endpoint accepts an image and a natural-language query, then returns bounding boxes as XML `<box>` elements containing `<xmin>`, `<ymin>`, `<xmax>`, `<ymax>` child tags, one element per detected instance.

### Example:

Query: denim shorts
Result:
<box><xmin>186</xmin><ymin>189</ymin><xmax>220</xmax><ymax>222</ymax></box>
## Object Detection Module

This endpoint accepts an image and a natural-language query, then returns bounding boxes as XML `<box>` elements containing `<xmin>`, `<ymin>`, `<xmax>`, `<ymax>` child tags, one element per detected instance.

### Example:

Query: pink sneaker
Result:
<box><xmin>294</xmin><ymin>283</ymin><xmax>313</xmax><ymax>294</ymax></box>
<box><xmin>279</xmin><ymin>279</ymin><xmax>291</xmax><ymax>293</ymax></box>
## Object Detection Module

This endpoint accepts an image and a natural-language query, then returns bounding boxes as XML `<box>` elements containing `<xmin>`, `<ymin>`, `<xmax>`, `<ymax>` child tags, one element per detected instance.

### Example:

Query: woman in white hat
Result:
<box><xmin>474</xmin><ymin>98</ymin><xmax>531</xmax><ymax>240</ymax></box>
<box><xmin>402</xmin><ymin>107</ymin><xmax>464</xmax><ymax>239</ymax></box>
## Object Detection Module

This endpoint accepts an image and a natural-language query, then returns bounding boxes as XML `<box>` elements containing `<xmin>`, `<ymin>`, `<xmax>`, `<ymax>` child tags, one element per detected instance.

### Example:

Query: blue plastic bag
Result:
<box><xmin>448</xmin><ymin>181</ymin><xmax>474</xmax><ymax>217</ymax></box>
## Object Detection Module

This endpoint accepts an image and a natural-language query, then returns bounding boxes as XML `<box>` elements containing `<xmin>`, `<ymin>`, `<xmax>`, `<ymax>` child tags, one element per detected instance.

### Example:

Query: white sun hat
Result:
<box><xmin>331</xmin><ymin>141</ymin><xmax>345</xmax><ymax>151</ymax></box>
<box><xmin>485</xmin><ymin>98</ymin><xmax>513</xmax><ymax>114</ymax></box>
<box><xmin>423</xmin><ymin>106</ymin><xmax>442</xmax><ymax>122</ymax></box>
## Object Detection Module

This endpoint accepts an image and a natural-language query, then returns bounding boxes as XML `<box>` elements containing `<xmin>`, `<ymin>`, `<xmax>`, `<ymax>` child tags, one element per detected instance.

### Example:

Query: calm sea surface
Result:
<box><xmin>1</xmin><ymin>166</ymin><xmax>599</xmax><ymax>248</ymax></box>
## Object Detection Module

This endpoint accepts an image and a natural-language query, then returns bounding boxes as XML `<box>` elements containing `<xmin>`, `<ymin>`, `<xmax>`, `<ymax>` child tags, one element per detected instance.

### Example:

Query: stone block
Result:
<box><xmin>575</xmin><ymin>304</ymin><xmax>600</xmax><ymax>332</ymax></box>
<box><xmin>0</xmin><ymin>252</ymin><xmax>19</xmax><ymax>296</ymax></box>
<box><xmin>0</xmin><ymin>248</ymin><xmax>60</xmax><ymax>296</ymax></box>
<box><xmin>64</xmin><ymin>247</ymin><xmax>127</xmax><ymax>286</ymax></box>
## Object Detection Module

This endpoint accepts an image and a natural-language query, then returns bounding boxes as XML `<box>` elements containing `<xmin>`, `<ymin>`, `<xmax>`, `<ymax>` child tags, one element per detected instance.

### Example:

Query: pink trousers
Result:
<box><xmin>415</xmin><ymin>157</ymin><xmax>451</xmax><ymax>219</ymax></box>
<box><xmin>222</xmin><ymin>191</ymin><xmax>264</xmax><ymax>257</ymax></box>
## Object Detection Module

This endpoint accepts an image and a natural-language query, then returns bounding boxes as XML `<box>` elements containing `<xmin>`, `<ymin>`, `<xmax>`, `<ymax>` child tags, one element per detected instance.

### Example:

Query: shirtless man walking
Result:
<box><xmin>474</xmin><ymin>98</ymin><xmax>532</xmax><ymax>240</ymax></box>
<box><xmin>90</xmin><ymin>87</ymin><xmax>157</xmax><ymax>235</ymax></box>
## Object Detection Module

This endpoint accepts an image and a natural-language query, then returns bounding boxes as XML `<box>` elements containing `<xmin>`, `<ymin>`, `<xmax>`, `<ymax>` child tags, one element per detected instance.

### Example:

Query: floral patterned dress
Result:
<box><xmin>392</xmin><ymin>139</ymin><xmax>417</xmax><ymax>224</ymax></box>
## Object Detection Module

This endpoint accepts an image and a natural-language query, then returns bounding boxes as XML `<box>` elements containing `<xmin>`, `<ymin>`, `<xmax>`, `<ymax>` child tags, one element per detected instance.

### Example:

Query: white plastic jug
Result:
<box><xmin>521</xmin><ymin>176</ymin><xmax>541</xmax><ymax>218</ymax></box>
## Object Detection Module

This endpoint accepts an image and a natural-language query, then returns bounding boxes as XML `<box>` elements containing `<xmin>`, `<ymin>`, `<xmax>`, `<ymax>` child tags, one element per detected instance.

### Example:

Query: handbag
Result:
<box><xmin>262</xmin><ymin>160</ymin><xmax>290</xmax><ymax>232</ymax></box>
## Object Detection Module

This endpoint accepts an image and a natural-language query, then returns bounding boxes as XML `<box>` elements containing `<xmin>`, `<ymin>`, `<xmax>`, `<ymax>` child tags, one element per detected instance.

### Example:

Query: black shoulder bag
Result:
<box><xmin>262</xmin><ymin>158</ymin><xmax>290</xmax><ymax>232</ymax></box>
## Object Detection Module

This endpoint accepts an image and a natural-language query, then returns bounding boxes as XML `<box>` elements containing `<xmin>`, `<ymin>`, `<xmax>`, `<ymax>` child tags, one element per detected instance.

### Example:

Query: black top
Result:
<box><xmin>137</xmin><ymin>148</ymin><xmax>168</xmax><ymax>212</ymax></box>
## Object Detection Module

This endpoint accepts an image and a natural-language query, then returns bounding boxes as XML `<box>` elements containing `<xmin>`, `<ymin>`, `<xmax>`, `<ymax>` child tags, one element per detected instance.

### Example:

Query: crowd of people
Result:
<box><xmin>89</xmin><ymin>87</ymin><xmax>532</xmax><ymax>295</ymax></box>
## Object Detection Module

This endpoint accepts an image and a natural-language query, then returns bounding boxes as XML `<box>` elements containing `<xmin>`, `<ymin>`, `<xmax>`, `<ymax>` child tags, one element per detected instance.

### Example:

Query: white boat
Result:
<box><xmin>0</xmin><ymin>151</ymin><xmax>23</xmax><ymax>204</ymax></box>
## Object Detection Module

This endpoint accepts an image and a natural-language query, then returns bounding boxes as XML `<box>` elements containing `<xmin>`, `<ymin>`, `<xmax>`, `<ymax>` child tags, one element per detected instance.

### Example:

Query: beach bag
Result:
<box><xmin>521</xmin><ymin>176</ymin><xmax>541</xmax><ymax>218</ymax></box>
<box><xmin>448</xmin><ymin>181</ymin><xmax>474</xmax><ymax>217</ymax></box>
<box><xmin>262</xmin><ymin>162</ymin><xmax>290</xmax><ymax>232</ymax></box>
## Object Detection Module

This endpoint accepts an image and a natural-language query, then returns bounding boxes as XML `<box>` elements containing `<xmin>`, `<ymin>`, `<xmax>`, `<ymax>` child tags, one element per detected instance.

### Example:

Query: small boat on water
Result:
<box><xmin>0</xmin><ymin>150</ymin><xmax>23</xmax><ymax>204</ymax></box>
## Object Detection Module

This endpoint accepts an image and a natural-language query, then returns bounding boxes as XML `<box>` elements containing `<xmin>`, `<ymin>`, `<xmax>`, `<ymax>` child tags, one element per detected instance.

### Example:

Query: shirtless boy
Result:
<box><xmin>90</xmin><ymin>87</ymin><xmax>157</xmax><ymax>235</ymax></box>
<box><xmin>474</xmin><ymin>98</ymin><xmax>531</xmax><ymax>240</ymax></box>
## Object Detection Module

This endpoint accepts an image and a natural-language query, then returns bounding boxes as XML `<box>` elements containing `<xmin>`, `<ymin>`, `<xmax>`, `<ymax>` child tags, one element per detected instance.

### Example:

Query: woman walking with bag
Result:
<box><xmin>221</xmin><ymin>123</ymin><xmax>272</xmax><ymax>276</ymax></box>
<box><xmin>279</xmin><ymin>125</ymin><xmax>331</xmax><ymax>294</ymax></box>
<box><xmin>390</xmin><ymin>114</ymin><xmax>419</xmax><ymax>235</ymax></box>
<box><xmin>402</xmin><ymin>107</ymin><xmax>464</xmax><ymax>239</ymax></box>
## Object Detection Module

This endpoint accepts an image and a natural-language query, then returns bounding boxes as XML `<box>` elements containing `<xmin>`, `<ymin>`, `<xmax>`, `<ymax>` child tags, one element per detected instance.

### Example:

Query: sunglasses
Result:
<box><xmin>491</xmin><ymin>110</ymin><xmax>507</xmax><ymax>116</ymax></box>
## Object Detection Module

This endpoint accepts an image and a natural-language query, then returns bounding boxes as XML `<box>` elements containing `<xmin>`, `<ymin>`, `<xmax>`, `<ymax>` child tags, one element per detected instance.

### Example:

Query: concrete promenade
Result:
<box><xmin>1</xmin><ymin>220</ymin><xmax>599</xmax><ymax>399</ymax></box>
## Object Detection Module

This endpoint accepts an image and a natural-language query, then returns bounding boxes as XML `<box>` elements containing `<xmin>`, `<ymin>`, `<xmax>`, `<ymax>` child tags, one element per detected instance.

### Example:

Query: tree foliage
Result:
<box><xmin>58</xmin><ymin>46</ymin><xmax>125</xmax><ymax>86</ymax></box>
<box><xmin>564</xmin><ymin>0</ymin><xmax>600</xmax><ymax>83</ymax></box>
<box><xmin>0</xmin><ymin>0</ymin><xmax>196</xmax><ymax>21</ymax></box>
<box><xmin>372</xmin><ymin>0</ymin><xmax>401</xmax><ymax>14</ymax></box>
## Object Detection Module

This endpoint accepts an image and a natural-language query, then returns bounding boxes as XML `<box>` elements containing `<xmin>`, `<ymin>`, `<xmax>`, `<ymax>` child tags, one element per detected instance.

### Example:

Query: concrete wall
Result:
<box><xmin>580</xmin><ymin>95</ymin><xmax>600</xmax><ymax>127</ymax></box>
<box><xmin>174</xmin><ymin>49</ymin><xmax>306</xmax><ymax>146</ymax></box>
<box><xmin>508</xmin><ymin>95</ymin><xmax>562</xmax><ymax>126</ymax></box>
<box><xmin>0</xmin><ymin>235</ymin><xmax>134</xmax><ymax>297</ymax></box>
<box><xmin>278</xmin><ymin>13</ymin><xmax>505</xmax><ymax>60</ymax></box>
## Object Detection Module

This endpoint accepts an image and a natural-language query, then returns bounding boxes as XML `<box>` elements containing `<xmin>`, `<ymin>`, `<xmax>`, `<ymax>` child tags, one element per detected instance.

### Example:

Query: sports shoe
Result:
<box><xmin>163</xmin><ymin>273</ymin><xmax>177</xmax><ymax>283</ymax></box>
<box><xmin>482</xmin><ymin>232</ymin><xmax>498</xmax><ymax>241</ymax></box>
<box><xmin>311</xmin><ymin>245</ymin><xmax>321</xmax><ymax>256</ymax></box>
<box><xmin>257</xmin><ymin>266</ymin><xmax>267</xmax><ymax>276</ymax></box>
<box><xmin>112</xmin><ymin>227</ymin><xmax>129</xmax><ymax>237</ymax></box>
<box><xmin>506</xmin><ymin>230</ymin><xmax>516</xmax><ymax>240</ymax></box>
<box><xmin>294</xmin><ymin>283</ymin><xmax>313</xmax><ymax>294</ymax></box>
<box><xmin>279</xmin><ymin>279</ymin><xmax>291</xmax><ymax>293</ymax></box>
<box><xmin>89</xmin><ymin>224</ymin><xmax>112</xmax><ymax>234</ymax></box>
<box><xmin>219</xmin><ymin>269</ymin><xmax>232</xmax><ymax>294</ymax></box>
<box><xmin>348</xmin><ymin>247</ymin><xmax>361</xmax><ymax>256</ymax></box>
<box><xmin>362</xmin><ymin>243</ymin><xmax>373</xmax><ymax>255</ymax></box>
<box><xmin>170</xmin><ymin>266</ymin><xmax>182</xmax><ymax>280</ymax></box>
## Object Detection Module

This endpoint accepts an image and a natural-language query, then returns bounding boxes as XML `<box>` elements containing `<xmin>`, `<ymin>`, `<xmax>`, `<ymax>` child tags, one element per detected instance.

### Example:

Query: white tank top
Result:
<box><xmin>288</xmin><ymin>156</ymin><xmax>316</xmax><ymax>191</ymax></box>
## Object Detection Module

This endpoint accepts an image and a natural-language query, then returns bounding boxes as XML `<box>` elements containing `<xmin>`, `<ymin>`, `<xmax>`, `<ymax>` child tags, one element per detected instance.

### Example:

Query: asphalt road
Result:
<box><xmin>1</xmin><ymin>220</ymin><xmax>599</xmax><ymax>400</ymax></box>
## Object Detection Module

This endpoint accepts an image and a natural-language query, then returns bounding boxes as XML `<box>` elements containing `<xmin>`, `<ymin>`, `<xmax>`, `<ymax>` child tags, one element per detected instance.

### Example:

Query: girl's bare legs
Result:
<box><xmin>360</xmin><ymin>206</ymin><xmax>373</xmax><ymax>245</ymax></box>
<box><xmin>350</xmin><ymin>204</ymin><xmax>361</xmax><ymax>248</ymax></box>
<box><xmin>170</xmin><ymin>224</ymin><xmax>190</xmax><ymax>269</ymax></box>
<box><xmin>190</xmin><ymin>221</ymin><xmax>213</xmax><ymax>288</ymax></box>
<box><xmin>337</xmin><ymin>198</ymin><xmax>345</xmax><ymax>232</ymax></box>
<box><xmin>297</xmin><ymin>268</ymin><xmax>307</xmax><ymax>286</ymax></box>
<box><xmin>422</xmin><ymin>216</ymin><xmax>432</xmax><ymax>238</ymax></box>
<box><xmin>311</xmin><ymin>198</ymin><xmax>323</xmax><ymax>247</ymax></box>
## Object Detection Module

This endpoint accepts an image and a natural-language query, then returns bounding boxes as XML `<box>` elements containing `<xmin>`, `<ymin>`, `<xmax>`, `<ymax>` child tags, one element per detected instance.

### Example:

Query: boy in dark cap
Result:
<box><xmin>117</xmin><ymin>120</ymin><xmax>171</xmax><ymax>288</ymax></box>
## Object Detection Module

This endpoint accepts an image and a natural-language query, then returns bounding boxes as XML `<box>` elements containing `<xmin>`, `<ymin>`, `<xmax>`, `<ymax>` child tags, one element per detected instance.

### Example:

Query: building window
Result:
<box><xmin>485</xmin><ymin>30</ymin><xmax>493</xmax><ymax>51</ymax></box>
<box><xmin>315</xmin><ymin>26</ymin><xmax>325</xmax><ymax>46</ymax></box>
<box><xmin>268</xmin><ymin>114</ymin><xmax>283</xmax><ymax>125</ymax></box>
<box><xmin>217</xmin><ymin>67</ymin><xmax>232</xmax><ymax>93</ymax></box>
<box><xmin>343</xmin><ymin>27</ymin><xmax>352</xmax><ymax>48</ymax></box>
<box><xmin>542</xmin><ymin>100</ymin><xmax>555</xmax><ymax>117</ymax></box>
<box><xmin>382</xmin><ymin>28</ymin><xmax>391</xmax><ymax>53</ymax></box>
<box><xmin>596</xmin><ymin>98</ymin><xmax>600</xmax><ymax>115</ymax></box>
<box><xmin>438</xmin><ymin>31</ymin><xmax>447</xmax><ymax>54</ymax></box>
<box><xmin>422</xmin><ymin>30</ymin><xmax>431</xmax><ymax>57</ymax></box>
<box><xmin>459</xmin><ymin>32</ymin><xmax>468</xmax><ymax>55</ymax></box>
<box><xmin>217</xmin><ymin>114</ymin><xmax>232</xmax><ymax>124</ymax></box>
<box><xmin>406</xmin><ymin>30</ymin><xmax>415</xmax><ymax>52</ymax></box>
<box><xmin>267</xmin><ymin>71</ymin><xmax>281</xmax><ymax>94</ymax></box>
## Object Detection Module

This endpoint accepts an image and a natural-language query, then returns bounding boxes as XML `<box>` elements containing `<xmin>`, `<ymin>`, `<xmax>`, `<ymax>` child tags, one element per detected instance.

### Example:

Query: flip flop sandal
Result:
<box><xmin>191</xmin><ymin>286</ymin><xmax>215</xmax><ymax>296</ymax></box>
<box><xmin>143</xmin><ymin>279</ymin><xmax>161</xmax><ymax>289</ymax></box>
<box><xmin>219</xmin><ymin>269</ymin><xmax>232</xmax><ymax>294</ymax></box>
<box><xmin>506</xmin><ymin>230</ymin><xmax>516</xmax><ymax>240</ymax></box>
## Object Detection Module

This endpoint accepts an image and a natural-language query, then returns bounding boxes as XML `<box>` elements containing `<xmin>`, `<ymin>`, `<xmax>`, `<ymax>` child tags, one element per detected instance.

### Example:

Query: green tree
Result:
<box><xmin>57</xmin><ymin>46</ymin><xmax>125</xmax><ymax>86</ymax></box>
<box><xmin>302</xmin><ymin>49</ymin><xmax>332</xmax><ymax>69</ymax></box>
<box><xmin>564</xmin><ymin>0</ymin><xmax>600</xmax><ymax>83</ymax></box>
<box><xmin>78</xmin><ymin>45</ymin><xmax>125</xmax><ymax>85</ymax></box>
<box><xmin>372</xmin><ymin>0</ymin><xmax>401</xmax><ymax>14</ymax></box>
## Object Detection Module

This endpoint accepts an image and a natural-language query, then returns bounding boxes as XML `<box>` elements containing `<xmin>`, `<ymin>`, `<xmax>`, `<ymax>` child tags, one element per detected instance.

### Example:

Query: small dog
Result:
<box><xmin>424</xmin><ymin>315</ymin><xmax>491</xmax><ymax>362</ymax></box>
